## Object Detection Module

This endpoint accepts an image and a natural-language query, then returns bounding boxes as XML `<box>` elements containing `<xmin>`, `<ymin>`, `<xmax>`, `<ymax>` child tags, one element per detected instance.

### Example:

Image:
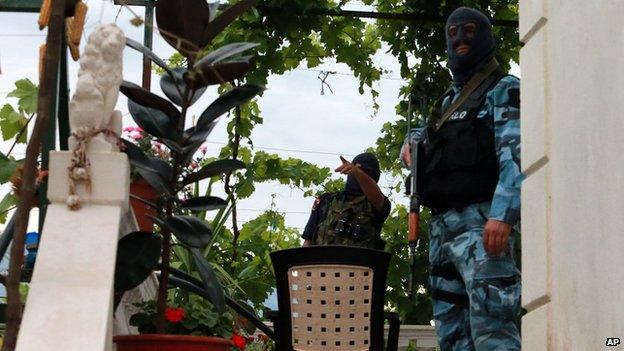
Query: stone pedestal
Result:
<box><xmin>16</xmin><ymin>152</ymin><xmax>129</xmax><ymax>351</ymax></box>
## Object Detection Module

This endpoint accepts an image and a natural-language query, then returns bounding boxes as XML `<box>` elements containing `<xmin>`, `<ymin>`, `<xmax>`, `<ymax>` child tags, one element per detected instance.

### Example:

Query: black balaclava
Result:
<box><xmin>445</xmin><ymin>7</ymin><xmax>495</xmax><ymax>85</ymax></box>
<box><xmin>344</xmin><ymin>153</ymin><xmax>381</xmax><ymax>196</ymax></box>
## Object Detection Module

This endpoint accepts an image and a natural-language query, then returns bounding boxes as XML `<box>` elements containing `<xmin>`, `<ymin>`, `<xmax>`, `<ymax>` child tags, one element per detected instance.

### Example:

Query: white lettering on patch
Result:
<box><xmin>449</xmin><ymin>110</ymin><xmax>468</xmax><ymax>121</ymax></box>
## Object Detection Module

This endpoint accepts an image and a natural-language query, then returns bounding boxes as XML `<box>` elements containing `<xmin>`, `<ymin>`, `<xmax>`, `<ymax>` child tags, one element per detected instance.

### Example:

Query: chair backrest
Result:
<box><xmin>270</xmin><ymin>246</ymin><xmax>391</xmax><ymax>351</ymax></box>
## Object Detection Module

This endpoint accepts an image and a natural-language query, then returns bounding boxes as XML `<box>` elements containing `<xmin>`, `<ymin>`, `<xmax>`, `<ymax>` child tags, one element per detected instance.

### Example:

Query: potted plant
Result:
<box><xmin>124</xmin><ymin>298</ymin><xmax>236</xmax><ymax>351</ymax></box>
<box><xmin>113</xmin><ymin>0</ymin><xmax>263</xmax><ymax>349</ymax></box>
<box><xmin>123</xmin><ymin>126</ymin><xmax>206</xmax><ymax>232</ymax></box>
<box><xmin>123</xmin><ymin>126</ymin><xmax>167</xmax><ymax>232</ymax></box>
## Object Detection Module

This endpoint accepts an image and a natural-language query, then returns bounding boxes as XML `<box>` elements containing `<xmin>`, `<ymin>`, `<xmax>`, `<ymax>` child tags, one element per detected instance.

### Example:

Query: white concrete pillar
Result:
<box><xmin>520</xmin><ymin>1</ymin><xmax>624</xmax><ymax>349</ymax></box>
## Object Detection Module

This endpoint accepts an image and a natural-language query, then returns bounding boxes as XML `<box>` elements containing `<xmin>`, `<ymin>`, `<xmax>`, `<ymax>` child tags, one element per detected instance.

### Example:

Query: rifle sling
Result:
<box><xmin>432</xmin><ymin>58</ymin><xmax>501</xmax><ymax>131</ymax></box>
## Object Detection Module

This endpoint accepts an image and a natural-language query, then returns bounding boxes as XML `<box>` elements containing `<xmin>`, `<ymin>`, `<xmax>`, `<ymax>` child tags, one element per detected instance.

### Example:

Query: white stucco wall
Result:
<box><xmin>520</xmin><ymin>1</ymin><xmax>624</xmax><ymax>350</ymax></box>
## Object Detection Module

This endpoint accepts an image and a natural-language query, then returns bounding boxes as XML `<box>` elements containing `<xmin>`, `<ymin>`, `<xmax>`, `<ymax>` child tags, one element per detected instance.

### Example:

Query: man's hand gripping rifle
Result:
<box><xmin>406</xmin><ymin>93</ymin><xmax>426</xmax><ymax>300</ymax></box>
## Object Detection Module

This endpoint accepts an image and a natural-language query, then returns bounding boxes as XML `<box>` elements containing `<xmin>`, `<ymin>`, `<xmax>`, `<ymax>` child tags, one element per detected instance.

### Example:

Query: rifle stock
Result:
<box><xmin>408</xmin><ymin>212</ymin><xmax>419</xmax><ymax>242</ymax></box>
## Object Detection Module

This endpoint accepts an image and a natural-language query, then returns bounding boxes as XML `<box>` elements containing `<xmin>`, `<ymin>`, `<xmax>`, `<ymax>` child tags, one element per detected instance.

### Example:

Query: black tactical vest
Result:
<box><xmin>313</xmin><ymin>193</ymin><xmax>380</xmax><ymax>249</ymax></box>
<box><xmin>419</xmin><ymin>72</ymin><xmax>505</xmax><ymax>212</ymax></box>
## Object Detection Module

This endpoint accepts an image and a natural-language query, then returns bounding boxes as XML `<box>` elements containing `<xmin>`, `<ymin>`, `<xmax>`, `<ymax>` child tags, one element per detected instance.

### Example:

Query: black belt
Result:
<box><xmin>430</xmin><ymin>263</ymin><xmax>463</xmax><ymax>282</ymax></box>
<box><xmin>431</xmin><ymin>289</ymin><xmax>469</xmax><ymax>307</ymax></box>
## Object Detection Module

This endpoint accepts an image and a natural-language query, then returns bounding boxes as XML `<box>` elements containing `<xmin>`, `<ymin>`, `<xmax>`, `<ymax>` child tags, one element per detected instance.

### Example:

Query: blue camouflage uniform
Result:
<box><xmin>407</xmin><ymin>75</ymin><xmax>522</xmax><ymax>350</ymax></box>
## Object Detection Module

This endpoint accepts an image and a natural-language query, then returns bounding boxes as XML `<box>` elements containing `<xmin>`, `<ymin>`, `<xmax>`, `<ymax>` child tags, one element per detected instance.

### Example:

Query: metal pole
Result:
<box><xmin>141</xmin><ymin>1</ymin><xmax>154</xmax><ymax>90</ymax></box>
<box><xmin>37</xmin><ymin>27</ymin><xmax>65</xmax><ymax>234</ymax></box>
<box><xmin>57</xmin><ymin>35</ymin><xmax>70</xmax><ymax>150</ymax></box>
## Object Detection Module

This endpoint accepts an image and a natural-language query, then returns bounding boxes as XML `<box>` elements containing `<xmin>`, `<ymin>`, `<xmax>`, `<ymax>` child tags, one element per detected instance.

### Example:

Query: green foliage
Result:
<box><xmin>129</xmin><ymin>298</ymin><xmax>234</xmax><ymax>337</ymax></box>
<box><xmin>7</xmin><ymin>79</ymin><xmax>38</xmax><ymax>115</ymax></box>
<box><xmin>235</xmin><ymin>150</ymin><xmax>332</xmax><ymax>199</ymax></box>
<box><xmin>0</xmin><ymin>152</ymin><xmax>21</xmax><ymax>223</ymax></box>
<box><xmin>316</xmin><ymin>177</ymin><xmax>345</xmax><ymax>196</ymax></box>
<box><xmin>0</xmin><ymin>152</ymin><xmax>20</xmax><ymax>185</ymax></box>
<box><xmin>381</xmin><ymin>205</ymin><xmax>432</xmax><ymax>324</ymax></box>
<box><xmin>0</xmin><ymin>193</ymin><xmax>18</xmax><ymax>223</ymax></box>
<box><xmin>114</xmin><ymin>232</ymin><xmax>162</xmax><ymax>293</ymax></box>
<box><xmin>223</xmin><ymin>210</ymin><xmax>300</xmax><ymax>306</ymax></box>
<box><xmin>0</xmin><ymin>79</ymin><xmax>36</xmax><ymax>224</ymax></box>
<box><xmin>173</xmin><ymin>206</ymin><xmax>300</xmax><ymax>310</ymax></box>
<box><xmin>0</xmin><ymin>79</ymin><xmax>37</xmax><ymax>145</ymax></box>
<box><xmin>244</xmin><ymin>337</ymin><xmax>275</xmax><ymax>351</ymax></box>
<box><xmin>0</xmin><ymin>105</ymin><xmax>28</xmax><ymax>143</ymax></box>
<box><xmin>197</xmin><ymin>0</ymin><xmax>386</xmax><ymax>110</ymax></box>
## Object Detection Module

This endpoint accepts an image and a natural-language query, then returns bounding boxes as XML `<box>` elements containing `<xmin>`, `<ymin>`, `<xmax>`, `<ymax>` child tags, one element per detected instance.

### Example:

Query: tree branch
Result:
<box><xmin>224</xmin><ymin>105</ymin><xmax>242</xmax><ymax>261</ymax></box>
<box><xmin>6</xmin><ymin>114</ymin><xmax>36</xmax><ymax>158</ymax></box>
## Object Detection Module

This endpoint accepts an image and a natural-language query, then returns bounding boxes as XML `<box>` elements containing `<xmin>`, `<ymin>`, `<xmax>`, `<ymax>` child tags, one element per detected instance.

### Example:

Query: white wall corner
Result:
<box><xmin>520</xmin><ymin>26</ymin><xmax>548</xmax><ymax>173</ymax></box>
<box><xmin>521</xmin><ymin>164</ymin><xmax>550</xmax><ymax>309</ymax></box>
<box><xmin>522</xmin><ymin>303</ymin><xmax>549</xmax><ymax>351</ymax></box>
<box><xmin>519</xmin><ymin>0</ymin><xmax>548</xmax><ymax>43</ymax></box>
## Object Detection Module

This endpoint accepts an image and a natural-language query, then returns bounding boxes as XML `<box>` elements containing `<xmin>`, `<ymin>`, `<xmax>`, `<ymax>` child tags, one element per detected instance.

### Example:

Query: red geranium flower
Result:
<box><xmin>164</xmin><ymin>307</ymin><xmax>186</xmax><ymax>323</ymax></box>
<box><xmin>231</xmin><ymin>334</ymin><xmax>247</xmax><ymax>350</ymax></box>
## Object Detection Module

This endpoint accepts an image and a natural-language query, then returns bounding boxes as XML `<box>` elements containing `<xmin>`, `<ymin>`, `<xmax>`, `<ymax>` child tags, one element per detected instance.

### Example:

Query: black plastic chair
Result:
<box><xmin>267</xmin><ymin>246</ymin><xmax>400</xmax><ymax>351</ymax></box>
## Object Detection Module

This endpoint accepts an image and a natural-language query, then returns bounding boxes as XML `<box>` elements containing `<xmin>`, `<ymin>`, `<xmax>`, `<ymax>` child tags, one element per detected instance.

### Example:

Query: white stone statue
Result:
<box><xmin>66</xmin><ymin>24</ymin><xmax>125</xmax><ymax>209</ymax></box>
<box><xmin>69</xmin><ymin>23</ymin><xmax>125</xmax><ymax>148</ymax></box>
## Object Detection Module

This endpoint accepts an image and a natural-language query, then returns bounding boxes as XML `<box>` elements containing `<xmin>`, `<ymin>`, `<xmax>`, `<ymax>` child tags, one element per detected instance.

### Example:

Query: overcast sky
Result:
<box><xmin>0</xmin><ymin>1</ymin><xmax>519</xmax><ymax>235</ymax></box>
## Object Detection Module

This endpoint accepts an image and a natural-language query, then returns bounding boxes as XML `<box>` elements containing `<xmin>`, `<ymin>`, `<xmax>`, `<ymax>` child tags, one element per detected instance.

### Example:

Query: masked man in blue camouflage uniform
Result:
<box><xmin>400</xmin><ymin>7</ymin><xmax>522</xmax><ymax>351</ymax></box>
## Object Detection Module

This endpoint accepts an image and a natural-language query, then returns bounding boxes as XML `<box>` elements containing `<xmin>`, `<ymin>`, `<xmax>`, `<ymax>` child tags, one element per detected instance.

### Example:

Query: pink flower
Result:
<box><xmin>130</xmin><ymin>131</ymin><xmax>143</xmax><ymax>140</ymax></box>
<box><xmin>199</xmin><ymin>144</ymin><xmax>208</xmax><ymax>155</ymax></box>
<box><xmin>124</xmin><ymin>125</ymin><xmax>143</xmax><ymax>133</ymax></box>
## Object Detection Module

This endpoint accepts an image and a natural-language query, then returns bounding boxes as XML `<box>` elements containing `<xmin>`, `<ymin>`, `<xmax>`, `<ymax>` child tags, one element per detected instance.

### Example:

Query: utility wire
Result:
<box><xmin>237</xmin><ymin>208</ymin><xmax>310</xmax><ymax>215</ymax></box>
<box><xmin>202</xmin><ymin>140</ymin><xmax>359</xmax><ymax>158</ymax></box>
<box><xmin>0</xmin><ymin>34</ymin><xmax>46</xmax><ymax>37</ymax></box>
<box><xmin>294</xmin><ymin>67</ymin><xmax>404</xmax><ymax>82</ymax></box>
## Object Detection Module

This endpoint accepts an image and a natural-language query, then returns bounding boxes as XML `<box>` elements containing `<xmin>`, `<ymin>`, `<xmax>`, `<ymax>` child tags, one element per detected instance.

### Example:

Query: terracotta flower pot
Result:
<box><xmin>114</xmin><ymin>334</ymin><xmax>234</xmax><ymax>351</ymax></box>
<box><xmin>129</xmin><ymin>178</ymin><xmax>159</xmax><ymax>232</ymax></box>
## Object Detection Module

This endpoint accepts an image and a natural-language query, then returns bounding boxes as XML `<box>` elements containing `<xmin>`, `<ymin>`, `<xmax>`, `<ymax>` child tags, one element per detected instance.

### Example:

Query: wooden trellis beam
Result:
<box><xmin>0</xmin><ymin>0</ymin><xmax>43</xmax><ymax>12</ymax></box>
<box><xmin>113</xmin><ymin>1</ymin><xmax>518</xmax><ymax>28</ymax></box>
<box><xmin>309</xmin><ymin>8</ymin><xmax>518</xmax><ymax>28</ymax></box>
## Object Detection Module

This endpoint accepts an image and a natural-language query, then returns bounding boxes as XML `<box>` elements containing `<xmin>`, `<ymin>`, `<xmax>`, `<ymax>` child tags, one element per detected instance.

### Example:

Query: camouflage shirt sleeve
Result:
<box><xmin>485</xmin><ymin>76</ymin><xmax>522</xmax><ymax>225</ymax></box>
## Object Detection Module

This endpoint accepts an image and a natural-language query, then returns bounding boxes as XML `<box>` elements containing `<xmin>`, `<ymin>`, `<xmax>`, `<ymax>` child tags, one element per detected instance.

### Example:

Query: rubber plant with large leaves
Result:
<box><xmin>113</xmin><ymin>0</ymin><xmax>263</xmax><ymax>338</ymax></box>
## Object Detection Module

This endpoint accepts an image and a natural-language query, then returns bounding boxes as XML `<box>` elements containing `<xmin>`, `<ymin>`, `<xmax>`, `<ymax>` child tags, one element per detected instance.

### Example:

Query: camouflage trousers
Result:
<box><xmin>428</xmin><ymin>202</ymin><xmax>521</xmax><ymax>351</ymax></box>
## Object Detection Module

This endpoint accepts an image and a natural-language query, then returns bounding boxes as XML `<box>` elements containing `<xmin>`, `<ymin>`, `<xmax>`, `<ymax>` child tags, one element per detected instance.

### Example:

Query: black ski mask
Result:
<box><xmin>344</xmin><ymin>153</ymin><xmax>381</xmax><ymax>196</ymax></box>
<box><xmin>445</xmin><ymin>7</ymin><xmax>495</xmax><ymax>85</ymax></box>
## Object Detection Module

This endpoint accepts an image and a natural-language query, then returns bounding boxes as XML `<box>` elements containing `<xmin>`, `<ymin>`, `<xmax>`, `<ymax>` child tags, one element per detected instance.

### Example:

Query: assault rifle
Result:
<box><xmin>406</xmin><ymin>93</ymin><xmax>426</xmax><ymax>300</ymax></box>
